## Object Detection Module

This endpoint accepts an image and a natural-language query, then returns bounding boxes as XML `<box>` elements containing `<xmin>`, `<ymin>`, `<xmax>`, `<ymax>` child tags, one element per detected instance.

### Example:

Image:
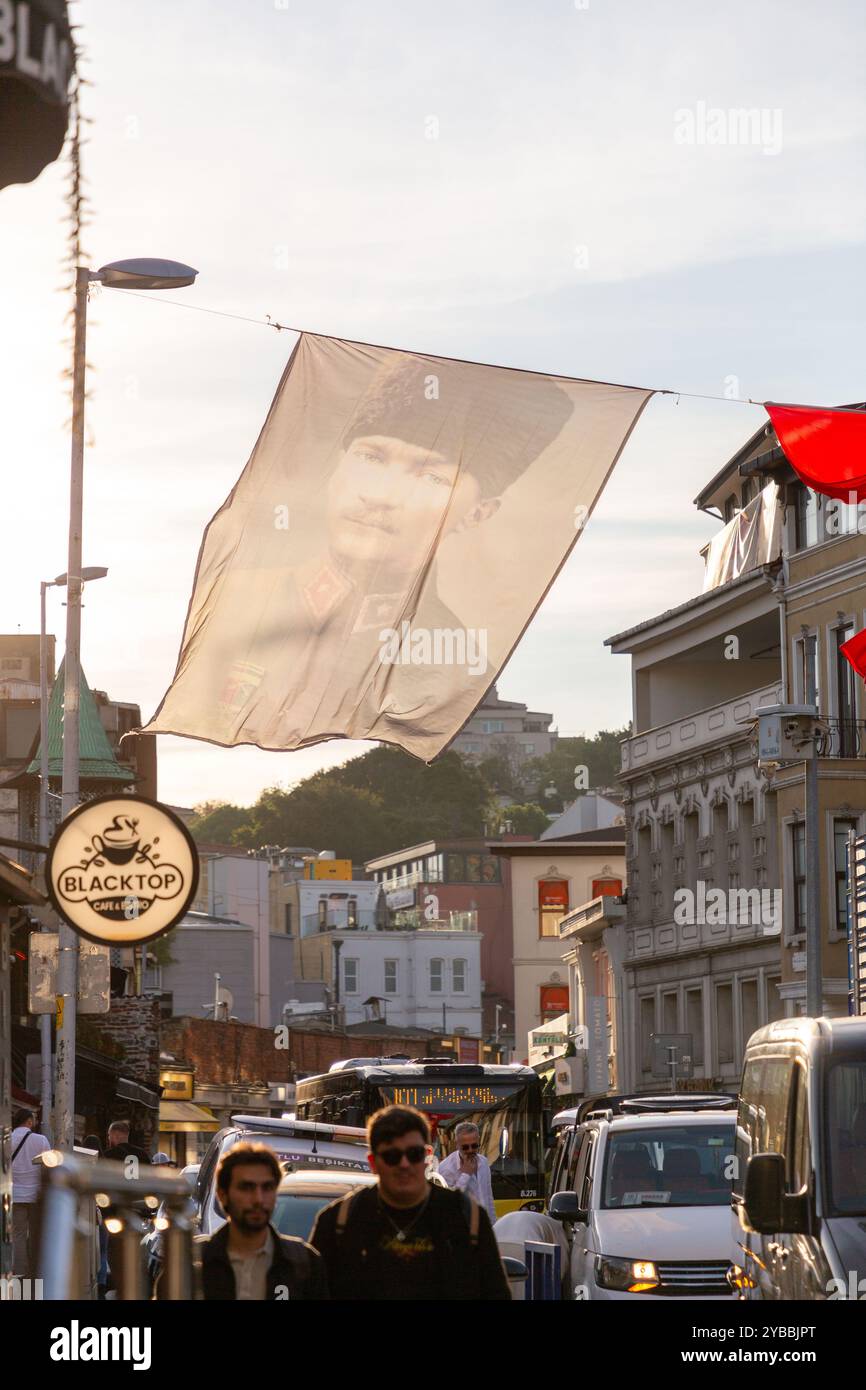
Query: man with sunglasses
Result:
<box><xmin>436</xmin><ymin>1122</ymin><xmax>496</xmax><ymax>1224</ymax></box>
<box><xmin>310</xmin><ymin>1105</ymin><xmax>509</xmax><ymax>1300</ymax></box>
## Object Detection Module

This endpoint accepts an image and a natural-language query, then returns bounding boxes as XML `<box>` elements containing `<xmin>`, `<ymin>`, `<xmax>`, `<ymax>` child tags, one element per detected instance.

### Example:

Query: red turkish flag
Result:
<box><xmin>841</xmin><ymin>628</ymin><xmax>866</xmax><ymax>680</ymax></box>
<box><xmin>765</xmin><ymin>403</ymin><xmax>866</xmax><ymax>503</ymax></box>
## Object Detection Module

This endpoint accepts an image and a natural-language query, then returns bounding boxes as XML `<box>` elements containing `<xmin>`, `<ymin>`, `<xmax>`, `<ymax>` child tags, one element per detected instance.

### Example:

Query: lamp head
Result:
<box><xmin>95</xmin><ymin>258</ymin><xmax>198</xmax><ymax>290</ymax></box>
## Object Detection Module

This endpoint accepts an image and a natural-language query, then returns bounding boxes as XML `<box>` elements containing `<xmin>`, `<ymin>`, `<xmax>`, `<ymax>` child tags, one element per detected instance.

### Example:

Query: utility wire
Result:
<box><xmin>117</xmin><ymin>289</ymin><xmax>768</xmax><ymax>408</ymax></box>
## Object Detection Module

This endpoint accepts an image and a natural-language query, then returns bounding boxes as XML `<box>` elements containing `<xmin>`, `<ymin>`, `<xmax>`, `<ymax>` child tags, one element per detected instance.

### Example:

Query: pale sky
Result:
<box><xmin>3</xmin><ymin>0</ymin><xmax>865</xmax><ymax>807</ymax></box>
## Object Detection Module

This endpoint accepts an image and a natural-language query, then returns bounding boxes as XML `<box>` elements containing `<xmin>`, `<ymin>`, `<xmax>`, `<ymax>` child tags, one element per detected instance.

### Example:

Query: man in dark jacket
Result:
<box><xmin>197</xmin><ymin>1143</ymin><xmax>327</xmax><ymax>1300</ymax></box>
<box><xmin>310</xmin><ymin>1105</ymin><xmax>509</xmax><ymax>1301</ymax></box>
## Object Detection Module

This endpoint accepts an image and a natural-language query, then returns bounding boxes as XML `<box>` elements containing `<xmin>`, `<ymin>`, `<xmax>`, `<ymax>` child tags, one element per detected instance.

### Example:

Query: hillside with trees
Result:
<box><xmin>189</xmin><ymin>729</ymin><xmax>628</xmax><ymax>861</ymax></box>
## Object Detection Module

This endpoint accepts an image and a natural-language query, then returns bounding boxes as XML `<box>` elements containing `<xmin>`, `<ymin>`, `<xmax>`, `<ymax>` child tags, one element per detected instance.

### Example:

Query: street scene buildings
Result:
<box><xmin>3</xmin><ymin>1</ymin><xmax>865</xmax><ymax>1324</ymax></box>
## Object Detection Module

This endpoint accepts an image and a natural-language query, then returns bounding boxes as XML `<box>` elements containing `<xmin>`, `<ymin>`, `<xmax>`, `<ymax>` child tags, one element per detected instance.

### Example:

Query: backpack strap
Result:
<box><xmin>335</xmin><ymin>1189</ymin><xmax>360</xmax><ymax>1238</ymax></box>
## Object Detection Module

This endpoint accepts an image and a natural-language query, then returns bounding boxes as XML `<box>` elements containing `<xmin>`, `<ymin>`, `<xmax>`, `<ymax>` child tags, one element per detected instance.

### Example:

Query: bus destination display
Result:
<box><xmin>379</xmin><ymin>1083</ymin><xmax>522</xmax><ymax>1111</ymax></box>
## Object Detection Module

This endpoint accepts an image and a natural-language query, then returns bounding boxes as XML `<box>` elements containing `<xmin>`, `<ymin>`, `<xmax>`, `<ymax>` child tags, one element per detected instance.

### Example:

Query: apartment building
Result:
<box><xmin>606</xmin><ymin>413</ymin><xmax>865</xmax><ymax>1094</ymax></box>
<box><xmin>490</xmin><ymin>830</ymin><xmax>626</xmax><ymax>1062</ymax></box>
<box><xmin>450</xmin><ymin>683</ymin><xmax>556</xmax><ymax>765</ymax></box>
<box><xmin>297</xmin><ymin>921</ymin><xmax>482</xmax><ymax>1034</ymax></box>
<box><xmin>365</xmin><ymin>838</ymin><xmax>515</xmax><ymax>1040</ymax></box>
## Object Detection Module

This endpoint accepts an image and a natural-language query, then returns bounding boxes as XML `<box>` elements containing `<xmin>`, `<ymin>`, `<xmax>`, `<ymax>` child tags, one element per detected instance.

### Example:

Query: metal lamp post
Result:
<box><xmin>53</xmin><ymin>259</ymin><xmax>198</xmax><ymax>1151</ymax></box>
<box><xmin>39</xmin><ymin>567</ymin><xmax>107</xmax><ymax>1139</ymax></box>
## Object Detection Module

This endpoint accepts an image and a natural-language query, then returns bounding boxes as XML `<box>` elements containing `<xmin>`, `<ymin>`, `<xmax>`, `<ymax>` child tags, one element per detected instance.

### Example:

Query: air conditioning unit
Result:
<box><xmin>0</xmin><ymin>656</ymin><xmax>31</xmax><ymax>678</ymax></box>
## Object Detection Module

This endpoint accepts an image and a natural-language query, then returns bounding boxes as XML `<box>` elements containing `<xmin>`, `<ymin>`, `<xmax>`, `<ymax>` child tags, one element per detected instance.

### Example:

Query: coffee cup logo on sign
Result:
<box><xmin>46</xmin><ymin>796</ymin><xmax>199</xmax><ymax>946</ymax></box>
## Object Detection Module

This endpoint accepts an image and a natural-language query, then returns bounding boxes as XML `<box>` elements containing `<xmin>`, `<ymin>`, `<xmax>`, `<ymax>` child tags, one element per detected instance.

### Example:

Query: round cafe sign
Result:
<box><xmin>46</xmin><ymin>794</ymin><xmax>200</xmax><ymax>946</ymax></box>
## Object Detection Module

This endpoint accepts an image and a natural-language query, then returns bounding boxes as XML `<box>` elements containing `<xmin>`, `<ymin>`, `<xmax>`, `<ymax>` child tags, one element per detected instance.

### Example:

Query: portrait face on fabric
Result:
<box><xmin>144</xmin><ymin>333</ymin><xmax>653</xmax><ymax>760</ymax></box>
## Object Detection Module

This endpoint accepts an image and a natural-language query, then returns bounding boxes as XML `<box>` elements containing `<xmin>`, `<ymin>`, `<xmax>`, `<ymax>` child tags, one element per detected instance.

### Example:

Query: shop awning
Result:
<box><xmin>118</xmin><ymin>1077</ymin><xmax>160</xmax><ymax>1109</ymax></box>
<box><xmin>159</xmin><ymin>1100</ymin><xmax>220</xmax><ymax>1133</ymax></box>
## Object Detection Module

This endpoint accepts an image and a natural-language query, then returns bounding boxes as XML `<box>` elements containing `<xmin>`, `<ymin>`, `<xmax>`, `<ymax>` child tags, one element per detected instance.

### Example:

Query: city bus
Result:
<box><xmin>295</xmin><ymin>1057</ymin><xmax>544</xmax><ymax>1216</ymax></box>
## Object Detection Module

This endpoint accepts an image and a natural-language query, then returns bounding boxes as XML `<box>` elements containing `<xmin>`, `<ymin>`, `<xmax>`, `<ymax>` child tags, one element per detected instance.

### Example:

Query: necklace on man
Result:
<box><xmin>379</xmin><ymin>1190</ymin><xmax>431</xmax><ymax>1242</ymax></box>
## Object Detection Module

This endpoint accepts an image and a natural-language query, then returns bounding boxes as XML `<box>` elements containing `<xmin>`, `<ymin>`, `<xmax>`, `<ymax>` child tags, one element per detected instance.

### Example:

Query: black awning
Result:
<box><xmin>117</xmin><ymin>1076</ymin><xmax>160</xmax><ymax>1110</ymax></box>
<box><xmin>0</xmin><ymin>1</ymin><xmax>73</xmax><ymax>189</ymax></box>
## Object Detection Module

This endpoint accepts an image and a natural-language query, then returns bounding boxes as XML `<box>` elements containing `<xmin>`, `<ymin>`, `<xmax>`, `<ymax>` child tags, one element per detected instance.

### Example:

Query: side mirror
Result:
<box><xmin>502</xmin><ymin>1256</ymin><xmax>527</xmax><ymax>1282</ymax></box>
<box><xmin>742</xmin><ymin>1153</ymin><xmax>785</xmax><ymax>1234</ymax></box>
<box><xmin>549</xmin><ymin>1190</ymin><xmax>587</xmax><ymax>1224</ymax></box>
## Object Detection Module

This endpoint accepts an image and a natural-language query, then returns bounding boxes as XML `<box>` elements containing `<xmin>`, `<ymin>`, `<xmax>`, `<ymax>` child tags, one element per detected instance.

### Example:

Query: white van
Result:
<box><xmin>195</xmin><ymin>1114</ymin><xmax>369</xmax><ymax>1237</ymax></box>
<box><xmin>548</xmin><ymin>1095</ymin><xmax>737</xmax><ymax>1300</ymax></box>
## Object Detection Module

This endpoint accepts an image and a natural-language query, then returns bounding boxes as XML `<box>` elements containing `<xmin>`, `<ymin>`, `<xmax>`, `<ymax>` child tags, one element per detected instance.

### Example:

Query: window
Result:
<box><xmin>662</xmin><ymin>990</ymin><xmax>678</xmax><ymax>1034</ymax></box>
<box><xmin>834</xmin><ymin>818</ymin><xmax>857</xmax><ymax>932</ymax></box>
<box><xmin>684</xmin><ymin>812</ymin><xmax>699</xmax><ymax>889</ymax></box>
<box><xmin>592</xmin><ymin>878</ymin><xmax>622</xmax><ymax>898</ymax></box>
<box><xmin>794</xmin><ymin>484</ymin><xmax>818</xmax><ymax>550</ymax></box>
<box><xmin>787</xmin><ymin>1063</ymin><xmax>810</xmax><ymax>1194</ymax></box>
<box><xmin>739</xmin><ymin>800</ymin><xmax>755</xmax><ymax>889</ymax></box>
<box><xmin>446</xmin><ymin>853</ymin><xmax>465</xmax><ymax>882</ymax></box>
<box><xmin>716</xmin><ymin>983</ymin><xmax>734</xmax><ymax>1067</ymax></box>
<box><xmin>539</xmin><ymin>984</ymin><xmax>569</xmax><ymax>1022</ymax></box>
<box><xmin>565</xmin><ymin>1132</ymin><xmax>586</xmax><ymax>1191</ymax></box>
<box><xmin>685</xmin><ymin>987</ymin><xmax>704</xmax><ymax>1067</ymax></box>
<box><xmin>347</xmin><ymin>897</ymin><xmax>358</xmax><ymax>928</ymax></box>
<box><xmin>429</xmin><ymin>958</ymin><xmax>443</xmax><ymax>993</ymax></box>
<box><xmin>723</xmin><ymin>492</ymin><xmax>738</xmax><ymax>522</ymax></box>
<box><xmin>317</xmin><ymin>899</ymin><xmax>327</xmax><ymax>929</ymax></box>
<box><xmin>465</xmin><ymin>853</ymin><xmax>482</xmax><ymax>883</ymax></box>
<box><xmin>765</xmin><ymin>975</ymin><xmax>784</xmax><ymax>1023</ymax></box>
<box><xmin>425</xmin><ymin>853</ymin><xmax>443</xmax><ymax>883</ymax></box>
<box><xmin>481</xmin><ymin>855</ymin><xmax>500</xmax><ymax>884</ymax></box>
<box><xmin>538</xmin><ymin>879</ymin><xmax>569</xmax><ymax>938</ymax></box>
<box><xmin>142</xmin><ymin>959</ymin><xmax>162</xmax><ymax>992</ymax></box>
<box><xmin>452</xmin><ymin>959</ymin><xmax>466</xmax><ymax>993</ymax></box>
<box><xmin>522</xmin><ymin>742</ymin><xmax>535</xmax><ymax>755</ymax></box>
<box><xmin>791</xmin><ymin>822</ymin><xmax>806</xmax><ymax>934</ymax></box>
<box><xmin>343</xmin><ymin>958</ymin><xmax>359</xmax><ymax>994</ymax></box>
<box><xmin>740</xmin><ymin>978</ymin><xmax>759</xmax><ymax>1053</ymax></box>
<box><xmin>384</xmin><ymin>959</ymin><xmax>398</xmax><ymax>994</ymax></box>
<box><xmin>283</xmin><ymin>903</ymin><xmax>293</xmax><ymax>935</ymax></box>
<box><xmin>637</xmin><ymin>825</ymin><xmax>652</xmax><ymax>916</ymax></box>
<box><xmin>836</xmin><ymin>624</ymin><xmax>857</xmax><ymax>753</ymax></box>
<box><xmin>712</xmin><ymin>803</ymin><xmax>728</xmax><ymax>894</ymax></box>
<box><xmin>795</xmin><ymin>633</ymin><xmax>819</xmax><ymax>708</ymax></box>
<box><xmin>640</xmin><ymin>996</ymin><xmax>655</xmax><ymax>1072</ymax></box>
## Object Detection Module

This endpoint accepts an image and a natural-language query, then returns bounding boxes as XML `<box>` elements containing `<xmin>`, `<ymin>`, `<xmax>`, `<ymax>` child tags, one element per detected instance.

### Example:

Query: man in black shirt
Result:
<box><xmin>310</xmin><ymin>1105</ymin><xmax>510</xmax><ymax>1301</ymax></box>
<box><xmin>104</xmin><ymin>1119</ymin><xmax>150</xmax><ymax>1168</ymax></box>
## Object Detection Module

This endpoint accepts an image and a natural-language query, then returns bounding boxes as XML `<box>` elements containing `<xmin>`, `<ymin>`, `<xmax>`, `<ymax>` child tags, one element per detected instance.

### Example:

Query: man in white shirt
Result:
<box><xmin>11</xmin><ymin>1108</ymin><xmax>50</xmax><ymax>1278</ymax></box>
<box><xmin>436</xmin><ymin>1122</ymin><xmax>496</xmax><ymax>1224</ymax></box>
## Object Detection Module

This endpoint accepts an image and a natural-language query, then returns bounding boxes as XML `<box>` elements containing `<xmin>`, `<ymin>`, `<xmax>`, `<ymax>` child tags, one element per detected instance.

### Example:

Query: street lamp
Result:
<box><xmin>54</xmin><ymin>258</ymin><xmax>198</xmax><ymax>1150</ymax></box>
<box><xmin>39</xmin><ymin>566</ymin><xmax>108</xmax><ymax>1140</ymax></box>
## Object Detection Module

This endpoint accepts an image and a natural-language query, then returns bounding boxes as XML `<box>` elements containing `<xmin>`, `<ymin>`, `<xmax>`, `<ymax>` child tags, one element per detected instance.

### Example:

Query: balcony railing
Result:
<box><xmin>302</xmin><ymin>911</ymin><xmax>378</xmax><ymax>933</ymax></box>
<box><xmin>816</xmin><ymin>718</ymin><xmax>866</xmax><ymax>759</ymax></box>
<box><xmin>621</xmin><ymin>683</ymin><xmax>783</xmax><ymax>774</ymax></box>
<box><xmin>391</xmin><ymin>909</ymin><xmax>478</xmax><ymax>932</ymax></box>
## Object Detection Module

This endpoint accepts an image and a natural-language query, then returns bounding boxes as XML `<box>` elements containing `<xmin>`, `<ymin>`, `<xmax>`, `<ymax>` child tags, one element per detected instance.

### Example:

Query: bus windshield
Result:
<box><xmin>371</xmin><ymin>1079</ymin><xmax>541</xmax><ymax>1207</ymax></box>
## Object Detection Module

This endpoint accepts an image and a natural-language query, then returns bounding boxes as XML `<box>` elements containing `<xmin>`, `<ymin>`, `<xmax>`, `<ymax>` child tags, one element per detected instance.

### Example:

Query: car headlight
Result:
<box><xmin>595</xmin><ymin>1255</ymin><xmax>659</xmax><ymax>1292</ymax></box>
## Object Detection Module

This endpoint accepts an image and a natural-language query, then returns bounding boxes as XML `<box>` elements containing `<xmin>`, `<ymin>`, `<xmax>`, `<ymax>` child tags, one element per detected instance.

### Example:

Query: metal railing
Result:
<box><xmin>302</xmin><ymin>911</ymin><xmax>378</xmax><ymax>933</ymax></box>
<box><xmin>392</xmin><ymin>909</ymin><xmax>478</xmax><ymax>932</ymax></box>
<box><xmin>36</xmin><ymin>1151</ymin><xmax>197</xmax><ymax>1300</ymax></box>
<box><xmin>815</xmin><ymin>718</ymin><xmax>866</xmax><ymax>759</ymax></box>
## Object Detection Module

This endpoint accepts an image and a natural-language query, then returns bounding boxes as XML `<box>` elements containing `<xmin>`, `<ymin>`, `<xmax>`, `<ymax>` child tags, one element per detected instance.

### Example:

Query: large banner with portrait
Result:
<box><xmin>144</xmin><ymin>333</ymin><xmax>653</xmax><ymax>760</ymax></box>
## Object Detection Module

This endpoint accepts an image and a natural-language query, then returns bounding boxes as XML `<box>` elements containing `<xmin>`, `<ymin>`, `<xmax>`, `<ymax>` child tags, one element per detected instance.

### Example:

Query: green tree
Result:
<box><xmin>188</xmin><ymin>800</ymin><xmax>250</xmax><ymax>843</ymax></box>
<box><xmin>493</xmin><ymin>802</ymin><xmax>550</xmax><ymax>837</ymax></box>
<box><xmin>234</xmin><ymin>779</ymin><xmax>393</xmax><ymax>863</ymax></box>
<box><xmin>525</xmin><ymin>727</ymin><xmax>630</xmax><ymax>807</ymax></box>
